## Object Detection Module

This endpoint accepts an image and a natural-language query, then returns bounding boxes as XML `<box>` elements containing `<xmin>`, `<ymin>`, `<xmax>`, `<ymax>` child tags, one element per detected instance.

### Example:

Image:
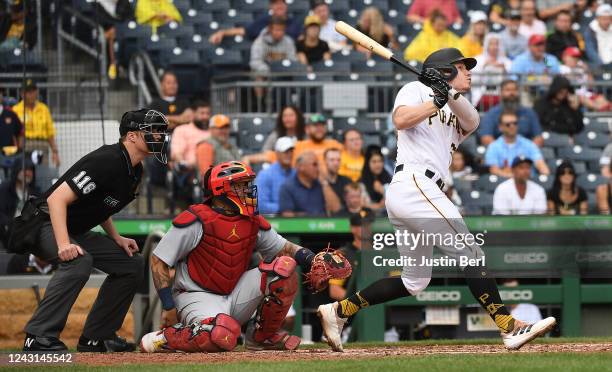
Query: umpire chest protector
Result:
<box><xmin>173</xmin><ymin>204</ymin><xmax>270</xmax><ymax>295</ymax></box>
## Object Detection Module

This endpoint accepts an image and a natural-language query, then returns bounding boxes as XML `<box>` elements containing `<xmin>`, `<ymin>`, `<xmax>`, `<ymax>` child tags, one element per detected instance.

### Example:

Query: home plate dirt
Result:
<box><xmin>73</xmin><ymin>343</ymin><xmax>612</xmax><ymax>366</ymax></box>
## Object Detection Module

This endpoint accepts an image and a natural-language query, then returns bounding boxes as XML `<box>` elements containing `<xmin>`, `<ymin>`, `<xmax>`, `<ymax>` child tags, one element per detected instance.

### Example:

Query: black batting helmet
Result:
<box><xmin>422</xmin><ymin>48</ymin><xmax>477</xmax><ymax>81</ymax></box>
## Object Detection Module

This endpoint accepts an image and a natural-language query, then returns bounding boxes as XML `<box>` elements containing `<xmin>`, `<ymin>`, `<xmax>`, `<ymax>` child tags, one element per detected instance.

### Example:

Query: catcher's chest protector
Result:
<box><xmin>183</xmin><ymin>204</ymin><xmax>270</xmax><ymax>295</ymax></box>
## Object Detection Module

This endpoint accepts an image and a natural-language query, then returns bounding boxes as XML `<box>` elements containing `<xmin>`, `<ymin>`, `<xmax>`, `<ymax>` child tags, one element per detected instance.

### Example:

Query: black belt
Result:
<box><xmin>394</xmin><ymin>164</ymin><xmax>445</xmax><ymax>191</ymax></box>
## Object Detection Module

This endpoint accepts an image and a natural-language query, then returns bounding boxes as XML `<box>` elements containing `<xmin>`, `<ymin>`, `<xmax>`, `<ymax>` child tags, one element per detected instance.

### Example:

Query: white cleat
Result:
<box><xmin>502</xmin><ymin>317</ymin><xmax>557</xmax><ymax>350</ymax></box>
<box><xmin>317</xmin><ymin>302</ymin><xmax>348</xmax><ymax>352</ymax></box>
<box><xmin>139</xmin><ymin>330</ymin><xmax>169</xmax><ymax>353</ymax></box>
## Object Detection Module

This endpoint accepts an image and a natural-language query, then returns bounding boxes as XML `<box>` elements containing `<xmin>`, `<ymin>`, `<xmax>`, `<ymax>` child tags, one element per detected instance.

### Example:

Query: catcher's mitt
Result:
<box><xmin>304</xmin><ymin>248</ymin><xmax>352</xmax><ymax>293</ymax></box>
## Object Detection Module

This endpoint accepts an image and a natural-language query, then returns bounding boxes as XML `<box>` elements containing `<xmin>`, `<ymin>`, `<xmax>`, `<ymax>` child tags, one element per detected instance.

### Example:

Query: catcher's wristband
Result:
<box><xmin>295</xmin><ymin>247</ymin><xmax>315</xmax><ymax>272</ymax></box>
<box><xmin>158</xmin><ymin>287</ymin><xmax>176</xmax><ymax>310</ymax></box>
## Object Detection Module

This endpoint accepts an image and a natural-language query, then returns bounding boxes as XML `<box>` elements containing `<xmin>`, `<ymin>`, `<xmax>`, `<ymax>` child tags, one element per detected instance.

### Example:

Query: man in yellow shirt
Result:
<box><xmin>339</xmin><ymin>129</ymin><xmax>364</xmax><ymax>182</ymax></box>
<box><xmin>404</xmin><ymin>10</ymin><xmax>459</xmax><ymax>62</ymax></box>
<box><xmin>292</xmin><ymin>114</ymin><xmax>343</xmax><ymax>173</ymax></box>
<box><xmin>13</xmin><ymin>80</ymin><xmax>60</xmax><ymax>166</ymax></box>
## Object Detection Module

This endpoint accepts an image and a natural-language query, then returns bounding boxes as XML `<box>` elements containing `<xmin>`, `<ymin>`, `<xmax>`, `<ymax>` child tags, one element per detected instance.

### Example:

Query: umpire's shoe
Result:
<box><xmin>23</xmin><ymin>334</ymin><xmax>68</xmax><ymax>352</ymax></box>
<box><xmin>77</xmin><ymin>334</ymin><xmax>136</xmax><ymax>352</ymax></box>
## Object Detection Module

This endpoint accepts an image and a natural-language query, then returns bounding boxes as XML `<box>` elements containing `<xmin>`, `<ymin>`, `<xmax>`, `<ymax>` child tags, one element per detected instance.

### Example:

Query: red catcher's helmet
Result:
<box><xmin>203</xmin><ymin>161</ymin><xmax>258</xmax><ymax>216</ymax></box>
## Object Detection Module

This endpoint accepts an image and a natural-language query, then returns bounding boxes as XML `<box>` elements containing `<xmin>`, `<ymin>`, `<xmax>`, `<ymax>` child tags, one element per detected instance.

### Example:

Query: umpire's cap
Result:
<box><xmin>422</xmin><ymin>48</ymin><xmax>477</xmax><ymax>80</ymax></box>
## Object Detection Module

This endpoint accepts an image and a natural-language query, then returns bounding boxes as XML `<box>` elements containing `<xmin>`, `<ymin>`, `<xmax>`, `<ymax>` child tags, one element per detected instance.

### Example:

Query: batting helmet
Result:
<box><xmin>120</xmin><ymin>109</ymin><xmax>170</xmax><ymax>164</ymax></box>
<box><xmin>422</xmin><ymin>48</ymin><xmax>477</xmax><ymax>81</ymax></box>
<box><xmin>202</xmin><ymin>161</ymin><xmax>258</xmax><ymax>216</ymax></box>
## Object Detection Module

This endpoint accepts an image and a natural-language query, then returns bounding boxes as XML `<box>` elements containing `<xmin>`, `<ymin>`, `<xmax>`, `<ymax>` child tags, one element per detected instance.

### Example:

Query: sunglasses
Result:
<box><xmin>502</xmin><ymin>121</ymin><xmax>518</xmax><ymax>126</ymax></box>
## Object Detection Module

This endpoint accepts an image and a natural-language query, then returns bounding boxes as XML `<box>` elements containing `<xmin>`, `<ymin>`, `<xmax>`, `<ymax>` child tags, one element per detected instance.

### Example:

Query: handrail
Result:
<box><xmin>128</xmin><ymin>51</ymin><xmax>161</xmax><ymax>107</ymax></box>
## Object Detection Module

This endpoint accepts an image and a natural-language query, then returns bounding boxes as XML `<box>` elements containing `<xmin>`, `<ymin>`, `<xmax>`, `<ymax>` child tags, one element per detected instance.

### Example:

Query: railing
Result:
<box><xmin>128</xmin><ymin>51</ymin><xmax>161</xmax><ymax>107</ymax></box>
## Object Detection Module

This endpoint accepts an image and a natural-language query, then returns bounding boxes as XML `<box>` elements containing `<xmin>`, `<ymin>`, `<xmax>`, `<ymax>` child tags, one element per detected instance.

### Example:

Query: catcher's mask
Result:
<box><xmin>203</xmin><ymin>161</ymin><xmax>258</xmax><ymax>216</ymax></box>
<box><xmin>422</xmin><ymin>47</ymin><xmax>477</xmax><ymax>81</ymax></box>
<box><xmin>119</xmin><ymin>109</ymin><xmax>170</xmax><ymax>164</ymax></box>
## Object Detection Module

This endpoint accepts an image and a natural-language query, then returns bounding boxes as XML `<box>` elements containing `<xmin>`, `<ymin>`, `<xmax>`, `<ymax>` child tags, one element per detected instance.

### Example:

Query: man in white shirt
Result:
<box><xmin>311</xmin><ymin>0</ymin><xmax>347</xmax><ymax>52</ymax></box>
<box><xmin>518</xmin><ymin>0</ymin><xmax>547</xmax><ymax>39</ymax></box>
<box><xmin>492</xmin><ymin>156</ymin><xmax>547</xmax><ymax>215</ymax></box>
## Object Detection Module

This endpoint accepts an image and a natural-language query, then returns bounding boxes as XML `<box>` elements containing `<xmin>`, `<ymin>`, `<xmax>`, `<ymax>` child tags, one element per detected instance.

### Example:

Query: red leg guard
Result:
<box><xmin>163</xmin><ymin>313</ymin><xmax>240</xmax><ymax>352</ymax></box>
<box><xmin>254</xmin><ymin>256</ymin><xmax>298</xmax><ymax>342</ymax></box>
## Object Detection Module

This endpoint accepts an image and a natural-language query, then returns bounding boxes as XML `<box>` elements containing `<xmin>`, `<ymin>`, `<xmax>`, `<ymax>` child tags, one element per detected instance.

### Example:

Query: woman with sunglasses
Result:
<box><xmin>546</xmin><ymin>160</ymin><xmax>588</xmax><ymax>215</ymax></box>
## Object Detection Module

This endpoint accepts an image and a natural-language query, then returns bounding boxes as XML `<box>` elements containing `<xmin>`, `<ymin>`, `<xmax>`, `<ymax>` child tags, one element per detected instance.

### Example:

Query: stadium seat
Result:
<box><xmin>350</xmin><ymin>0</ymin><xmax>389</xmax><ymax>12</ymax></box>
<box><xmin>165</xmin><ymin>49</ymin><xmax>200</xmax><ymax>66</ymax></box>
<box><xmin>331</xmin><ymin>49</ymin><xmax>367</xmax><ymax>63</ymax></box>
<box><xmin>221</xmin><ymin>35</ymin><xmax>252</xmax><ymax>53</ymax></box>
<box><xmin>286</xmin><ymin>0</ymin><xmax>310</xmax><ymax>14</ymax></box>
<box><xmin>397</xmin><ymin>23</ymin><xmax>420</xmax><ymax>42</ymax></box>
<box><xmin>587</xmin><ymin>191</ymin><xmax>598</xmax><ymax>213</ymax></box>
<box><xmin>240</xmin><ymin>132</ymin><xmax>268</xmax><ymax>151</ymax></box>
<box><xmin>459</xmin><ymin>135</ymin><xmax>478</xmax><ymax>155</ymax></box>
<box><xmin>177</xmin><ymin>35</ymin><xmax>213</xmax><ymax>53</ymax></box>
<box><xmin>144</xmin><ymin>37</ymin><xmax>177</xmax><ymax>53</ymax></box>
<box><xmin>193</xmin><ymin>0</ymin><xmax>230</xmax><ymax>12</ymax></box>
<box><xmin>464</xmin><ymin>190</ymin><xmax>494</xmax><ymax>215</ymax></box>
<box><xmin>172</xmin><ymin>0</ymin><xmax>191</xmax><ymax>12</ymax></box>
<box><xmin>534</xmin><ymin>174</ymin><xmax>553</xmax><ymax>190</ymax></box>
<box><xmin>352</xmin><ymin>58</ymin><xmax>394</xmax><ymax>76</ymax></box>
<box><xmin>475</xmin><ymin>174</ymin><xmax>503</xmax><ymax>193</ymax></box>
<box><xmin>213</xmin><ymin>10</ymin><xmax>254</xmax><ymax>26</ymax></box>
<box><xmin>206</xmin><ymin>48</ymin><xmax>243</xmax><ymax>65</ymax></box>
<box><xmin>312</xmin><ymin>60</ymin><xmax>351</xmax><ymax>75</ymax></box>
<box><xmin>557</xmin><ymin>146</ymin><xmax>601</xmax><ymax>162</ymax></box>
<box><xmin>35</xmin><ymin>165</ymin><xmax>58</xmax><ymax>192</ymax></box>
<box><xmin>333</xmin><ymin>116</ymin><xmax>380</xmax><ymax>135</ymax></box>
<box><xmin>270</xmin><ymin>59</ymin><xmax>308</xmax><ymax>77</ymax></box>
<box><xmin>182</xmin><ymin>11</ymin><xmax>214</xmax><ymax>26</ymax></box>
<box><xmin>158</xmin><ymin>24</ymin><xmax>195</xmax><ymax>39</ymax></box>
<box><xmin>293</xmin><ymin>72</ymin><xmax>334</xmax><ymax>82</ymax></box>
<box><xmin>576</xmin><ymin>173</ymin><xmax>607</xmax><ymax>192</ymax></box>
<box><xmin>233</xmin><ymin>0</ymin><xmax>269</xmax><ymax>12</ymax></box>
<box><xmin>328</xmin><ymin>0</ymin><xmax>350</xmax><ymax>12</ymax></box>
<box><xmin>363</xmin><ymin>134</ymin><xmax>382</xmax><ymax>148</ymax></box>
<box><xmin>541</xmin><ymin>146</ymin><xmax>555</xmax><ymax>160</ymax></box>
<box><xmin>333</xmin><ymin>8</ymin><xmax>360</xmax><ymax>24</ymax></box>
<box><xmin>542</xmin><ymin>131</ymin><xmax>572</xmax><ymax>148</ymax></box>
<box><xmin>453</xmin><ymin>178</ymin><xmax>474</xmax><ymax>194</ymax></box>
<box><xmin>237</xmin><ymin>117</ymin><xmax>276</xmax><ymax>134</ymax></box>
<box><xmin>335</xmin><ymin>72</ymin><xmax>377</xmax><ymax>82</ymax></box>
<box><xmin>574</xmin><ymin>131</ymin><xmax>610</xmax><ymax>149</ymax></box>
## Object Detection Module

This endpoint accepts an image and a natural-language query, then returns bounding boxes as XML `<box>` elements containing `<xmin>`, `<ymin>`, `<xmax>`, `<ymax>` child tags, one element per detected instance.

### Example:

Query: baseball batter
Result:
<box><xmin>318</xmin><ymin>48</ymin><xmax>556</xmax><ymax>351</ymax></box>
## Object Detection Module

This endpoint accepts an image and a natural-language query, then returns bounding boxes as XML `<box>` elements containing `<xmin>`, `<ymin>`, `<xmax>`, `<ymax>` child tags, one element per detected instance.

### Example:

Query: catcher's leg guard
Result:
<box><xmin>252</xmin><ymin>256</ymin><xmax>299</xmax><ymax>347</ymax></box>
<box><xmin>164</xmin><ymin>313</ymin><xmax>240</xmax><ymax>352</ymax></box>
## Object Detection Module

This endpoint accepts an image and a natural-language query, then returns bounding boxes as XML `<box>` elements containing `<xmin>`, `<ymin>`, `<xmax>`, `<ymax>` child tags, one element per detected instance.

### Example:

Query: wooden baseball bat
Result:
<box><xmin>334</xmin><ymin>21</ymin><xmax>460</xmax><ymax>100</ymax></box>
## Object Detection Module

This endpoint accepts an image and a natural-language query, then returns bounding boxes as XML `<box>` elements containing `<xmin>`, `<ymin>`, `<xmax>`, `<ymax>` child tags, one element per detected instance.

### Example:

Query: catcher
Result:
<box><xmin>140</xmin><ymin>161</ymin><xmax>351</xmax><ymax>353</ymax></box>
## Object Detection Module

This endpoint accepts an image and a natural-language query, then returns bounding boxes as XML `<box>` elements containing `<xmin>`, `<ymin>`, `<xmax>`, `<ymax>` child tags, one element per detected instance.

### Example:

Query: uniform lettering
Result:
<box><xmin>83</xmin><ymin>182</ymin><xmax>97</xmax><ymax>194</ymax></box>
<box><xmin>76</xmin><ymin>176</ymin><xmax>91</xmax><ymax>189</ymax></box>
<box><xmin>72</xmin><ymin>171</ymin><xmax>86</xmax><ymax>185</ymax></box>
<box><xmin>428</xmin><ymin>112</ymin><xmax>438</xmax><ymax>126</ymax></box>
<box><xmin>72</xmin><ymin>170</ymin><xmax>96</xmax><ymax>194</ymax></box>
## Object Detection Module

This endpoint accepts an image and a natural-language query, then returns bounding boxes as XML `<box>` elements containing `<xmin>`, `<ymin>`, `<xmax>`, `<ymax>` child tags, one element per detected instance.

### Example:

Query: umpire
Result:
<box><xmin>15</xmin><ymin>109</ymin><xmax>169</xmax><ymax>352</ymax></box>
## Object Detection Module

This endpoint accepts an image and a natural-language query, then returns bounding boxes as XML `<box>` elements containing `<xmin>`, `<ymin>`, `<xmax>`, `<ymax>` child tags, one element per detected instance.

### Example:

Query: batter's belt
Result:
<box><xmin>394</xmin><ymin>164</ymin><xmax>445</xmax><ymax>191</ymax></box>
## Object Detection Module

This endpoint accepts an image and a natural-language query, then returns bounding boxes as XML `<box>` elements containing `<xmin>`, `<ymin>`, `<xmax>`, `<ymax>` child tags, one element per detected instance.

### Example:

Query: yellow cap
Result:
<box><xmin>304</xmin><ymin>14</ymin><xmax>321</xmax><ymax>27</ymax></box>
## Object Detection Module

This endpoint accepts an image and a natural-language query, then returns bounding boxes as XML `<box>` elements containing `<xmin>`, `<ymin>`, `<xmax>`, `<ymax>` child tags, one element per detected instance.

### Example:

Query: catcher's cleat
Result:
<box><xmin>245</xmin><ymin>320</ymin><xmax>300</xmax><ymax>351</ymax></box>
<box><xmin>139</xmin><ymin>330</ymin><xmax>169</xmax><ymax>353</ymax></box>
<box><xmin>501</xmin><ymin>317</ymin><xmax>556</xmax><ymax>350</ymax></box>
<box><xmin>317</xmin><ymin>302</ymin><xmax>347</xmax><ymax>352</ymax></box>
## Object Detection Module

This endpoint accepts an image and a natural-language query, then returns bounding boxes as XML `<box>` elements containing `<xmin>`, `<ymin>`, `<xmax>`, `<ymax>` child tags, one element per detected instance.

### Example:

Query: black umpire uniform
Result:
<box><xmin>18</xmin><ymin>109</ymin><xmax>169</xmax><ymax>352</ymax></box>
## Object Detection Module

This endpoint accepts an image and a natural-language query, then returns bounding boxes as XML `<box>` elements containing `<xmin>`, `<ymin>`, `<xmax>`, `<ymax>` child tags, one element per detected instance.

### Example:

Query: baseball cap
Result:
<box><xmin>562</xmin><ymin>46</ymin><xmax>581</xmax><ymax>58</ymax></box>
<box><xmin>24</xmin><ymin>79</ymin><xmax>37</xmax><ymax>91</ymax></box>
<box><xmin>209</xmin><ymin>114</ymin><xmax>230</xmax><ymax>128</ymax></box>
<box><xmin>511</xmin><ymin>156</ymin><xmax>533</xmax><ymax>168</ymax></box>
<box><xmin>596</xmin><ymin>3</ymin><xmax>612</xmax><ymax>17</ymax></box>
<box><xmin>349</xmin><ymin>207</ymin><xmax>375</xmax><ymax>226</ymax></box>
<box><xmin>469</xmin><ymin>10</ymin><xmax>488</xmax><ymax>24</ymax></box>
<box><xmin>304</xmin><ymin>14</ymin><xmax>321</xmax><ymax>27</ymax></box>
<box><xmin>509</xmin><ymin>9</ymin><xmax>521</xmax><ymax>20</ymax></box>
<box><xmin>307</xmin><ymin>113</ymin><xmax>326</xmax><ymax>125</ymax></box>
<box><xmin>274</xmin><ymin>136</ymin><xmax>296</xmax><ymax>152</ymax></box>
<box><xmin>528</xmin><ymin>34</ymin><xmax>546</xmax><ymax>46</ymax></box>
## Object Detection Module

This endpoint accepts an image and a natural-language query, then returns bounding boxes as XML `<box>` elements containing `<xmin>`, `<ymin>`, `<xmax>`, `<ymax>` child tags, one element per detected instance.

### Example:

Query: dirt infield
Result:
<box><xmin>72</xmin><ymin>342</ymin><xmax>612</xmax><ymax>366</ymax></box>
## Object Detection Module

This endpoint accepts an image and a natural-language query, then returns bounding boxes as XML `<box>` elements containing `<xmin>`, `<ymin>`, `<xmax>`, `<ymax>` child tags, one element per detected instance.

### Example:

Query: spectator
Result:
<box><xmin>471</xmin><ymin>33</ymin><xmax>512</xmax><ymax>108</ymax></box>
<box><xmin>243</xmin><ymin>105</ymin><xmax>306</xmax><ymax>166</ymax></box>
<box><xmin>479</xmin><ymin>80</ymin><xmax>544</xmax><ymax>146</ymax></box>
<box><xmin>335</xmin><ymin>182</ymin><xmax>371</xmax><ymax>217</ymax></box>
<box><xmin>321</xmin><ymin>148</ymin><xmax>351</xmax><ymax>214</ymax></box>
<box><xmin>355</xmin><ymin>7</ymin><xmax>398</xmax><ymax>57</ymax></box>
<box><xmin>297</xmin><ymin>15</ymin><xmax>331</xmax><ymax>66</ymax></box>
<box><xmin>196</xmin><ymin>114</ymin><xmax>240</xmax><ymax>175</ymax></box>
<box><xmin>361</xmin><ymin>146</ymin><xmax>391</xmax><ymax>211</ymax></box>
<box><xmin>91</xmin><ymin>0</ymin><xmax>134</xmax><ymax>80</ymax></box>
<box><xmin>311</xmin><ymin>0</ymin><xmax>347</xmax><ymax>52</ymax></box>
<box><xmin>492</xmin><ymin>156</ymin><xmax>547</xmax><ymax>215</ymax></box>
<box><xmin>339</xmin><ymin>129</ymin><xmax>364</xmax><ymax>182</ymax></box>
<box><xmin>278</xmin><ymin>151</ymin><xmax>328</xmax><ymax>216</ymax></box>
<box><xmin>502</xmin><ymin>279</ymin><xmax>543</xmax><ymax>323</ymax></box>
<box><xmin>510</xmin><ymin>34</ymin><xmax>561</xmax><ymax>75</ymax></box>
<box><xmin>406</xmin><ymin>0</ymin><xmax>462</xmax><ymax>25</ymax></box>
<box><xmin>489</xmin><ymin>0</ymin><xmax>522</xmax><ymax>26</ymax></box>
<box><xmin>250</xmin><ymin>16</ymin><xmax>297</xmax><ymax>75</ymax></box>
<box><xmin>458</xmin><ymin>11</ymin><xmax>489</xmax><ymax>58</ymax></box>
<box><xmin>0</xmin><ymin>90</ymin><xmax>23</xmax><ymax>152</ymax></box>
<box><xmin>451</xmin><ymin>149</ymin><xmax>476</xmax><ymax>180</ymax></box>
<box><xmin>572</xmin><ymin>0</ymin><xmax>599</xmax><ymax>27</ymax></box>
<box><xmin>583</xmin><ymin>3</ymin><xmax>612</xmax><ymax>68</ymax></box>
<box><xmin>560</xmin><ymin>47</ymin><xmax>612</xmax><ymax>112</ymax></box>
<box><xmin>0</xmin><ymin>0</ymin><xmax>36</xmax><ymax>52</ymax></box>
<box><xmin>328</xmin><ymin>207</ymin><xmax>375</xmax><ymax>301</ymax></box>
<box><xmin>404</xmin><ymin>10</ymin><xmax>460</xmax><ymax>62</ymax></box>
<box><xmin>499</xmin><ymin>9</ymin><xmax>528</xmax><ymax>60</ymax></box>
<box><xmin>255</xmin><ymin>136</ymin><xmax>296</xmax><ymax>215</ymax></box>
<box><xmin>149</xmin><ymin>71</ymin><xmax>193</xmax><ymax>130</ymax></box>
<box><xmin>600</xmin><ymin>142</ymin><xmax>612</xmax><ymax>178</ymax></box>
<box><xmin>518</xmin><ymin>0</ymin><xmax>547</xmax><ymax>39</ymax></box>
<box><xmin>485</xmin><ymin>110</ymin><xmax>549</xmax><ymax>178</ymax></box>
<box><xmin>13</xmin><ymin>80</ymin><xmax>60</xmax><ymax>167</ymax></box>
<box><xmin>209</xmin><ymin>0</ymin><xmax>303</xmax><ymax>44</ymax></box>
<box><xmin>545</xmin><ymin>10</ymin><xmax>584</xmax><ymax>61</ymax></box>
<box><xmin>547</xmin><ymin>160</ymin><xmax>588</xmax><ymax>215</ymax></box>
<box><xmin>292</xmin><ymin>113</ymin><xmax>343</xmax><ymax>173</ymax></box>
<box><xmin>536</xmin><ymin>0</ymin><xmax>574</xmax><ymax>21</ymax></box>
<box><xmin>596</xmin><ymin>164</ymin><xmax>612</xmax><ymax>214</ymax></box>
<box><xmin>170</xmin><ymin>100</ymin><xmax>210</xmax><ymax>167</ymax></box>
<box><xmin>135</xmin><ymin>0</ymin><xmax>182</xmax><ymax>34</ymax></box>
<box><xmin>534</xmin><ymin>75</ymin><xmax>584</xmax><ymax>135</ymax></box>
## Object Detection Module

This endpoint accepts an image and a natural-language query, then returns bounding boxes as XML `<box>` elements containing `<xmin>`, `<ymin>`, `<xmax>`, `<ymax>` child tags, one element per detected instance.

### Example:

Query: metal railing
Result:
<box><xmin>128</xmin><ymin>51</ymin><xmax>161</xmax><ymax>107</ymax></box>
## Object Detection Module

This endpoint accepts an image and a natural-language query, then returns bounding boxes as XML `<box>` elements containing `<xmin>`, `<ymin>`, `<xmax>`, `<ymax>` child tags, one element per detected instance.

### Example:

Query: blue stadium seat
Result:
<box><xmin>194</xmin><ymin>0</ymin><xmax>231</xmax><ymax>12</ymax></box>
<box><xmin>221</xmin><ymin>35</ymin><xmax>252</xmax><ymax>52</ymax></box>
<box><xmin>475</xmin><ymin>174</ymin><xmax>503</xmax><ymax>192</ymax></box>
<box><xmin>206</xmin><ymin>47</ymin><xmax>243</xmax><ymax>65</ymax></box>
<box><xmin>333</xmin><ymin>116</ymin><xmax>380</xmax><ymax>135</ymax></box>
<box><xmin>331</xmin><ymin>49</ymin><xmax>368</xmax><ymax>63</ymax></box>
<box><xmin>533</xmin><ymin>174</ymin><xmax>553</xmax><ymax>190</ymax></box>
<box><xmin>453</xmin><ymin>178</ymin><xmax>474</xmax><ymax>194</ymax></box>
<box><xmin>240</xmin><ymin>132</ymin><xmax>268</xmax><ymax>151</ymax></box>
<box><xmin>335</xmin><ymin>72</ymin><xmax>377</xmax><ymax>82</ymax></box>
<box><xmin>459</xmin><ymin>135</ymin><xmax>477</xmax><ymax>154</ymax></box>
<box><xmin>270</xmin><ymin>59</ymin><xmax>308</xmax><ymax>75</ymax></box>
<box><xmin>182</xmin><ymin>11</ymin><xmax>214</xmax><ymax>25</ymax></box>
<box><xmin>312</xmin><ymin>60</ymin><xmax>352</xmax><ymax>74</ymax></box>
<box><xmin>542</xmin><ymin>131</ymin><xmax>572</xmax><ymax>148</ymax></box>
<box><xmin>237</xmin><ymin>117</ymin><xmax>276</xmax><ymax>134</ymax></box>
<box><xmin>232</xmin><ymin>0</ymin><xmax>269</xmax><ymax>12</ymax></box>
<box><xmin>286</xmin><ymin>0</ymin><xmax>310</xmax><ymax>14</ymax></box>
<box><xmin>576</xmin><ymin>173</ymin><xmax>607</xmax><ymax>192</ymax></box>
<box><xmin>333</xmin><ymin>8</ymin><xmax>360</xmax><ymax>23</ymax></box>
<box><xmin>166</xmin><ymin>49</ymin><xmax>201</xmax><ymax>65</ymax></box>
<box><xmin>213</xmin><ymin>10</ymin><xmax>254</xmax><ymax>26</ymax></box>
<box><xmin>574</xmin><ymin>130</ymin><xmax>610</xmax><ymax>149</ymax></box>
<box><xmin>573</xmin><ymin>161</ymin><xmax>587</xmax><ymax>175</ymax></box>
<box><xmin>144</xmin><ymin>37</ymin><xmax>177</xmax><ymax>53</ymax></box>
<box><xmin>172</xmin><ymin>0</ymin><xmax>191</xmax><ymax>12</ymax></box>
<box><xmin>328</xmin><ymin>0</ymin><xmax>350</xmax><ymax>12</ymax></box>
<box><xmin>363</xmin><ymin>134</ymin><xmax>382</xmax><ymax>148</ymax></box>
<box><xmin>464</xmin><ymin>190</ymin><xmax>494</xmax><ymax>215</ymax></box>
<box><xmin>350</xmin><ymin>0</ymin><xmax>389</xmax><ymax>12</ymax></box>
<box><xmin>541</xmin><ymin>146</ymin><xmax>555</xmax><ymax>160</ymax></box>
<box><xmin>557</xmin><ymin>146</ymin><xmax>601</xmax><ymax>162</ymax></box>
<box><xmin>158</xmin><ymin>24</ymin><xmax>195</xmax><ymax>39</ymax></box>
<box><xmin>352</xmin><ymin>58</ymin><xmax>394</xmax><ymax>75</ymax></box>
<box><xmin>116</xmin><ymin>22</ymin><xmax>152</xmax><ymax>40</ymax></box>
<box><xmin>450</xmin><ymin>21</ymin><xmax>469</xmax><ymax>37</ymax></box>
<box><xmin>177</xmin><ymin>35</ymin><xmax>213</xmax><ymax>52</ymax></box>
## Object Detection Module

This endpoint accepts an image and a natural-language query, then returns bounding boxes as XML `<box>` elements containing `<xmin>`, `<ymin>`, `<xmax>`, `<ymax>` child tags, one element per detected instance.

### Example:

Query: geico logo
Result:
<box><xmin>575</xmin><ymin>251</ymin><xmax>612</xmax><ymax>263</ymax></box>
<box><xmin>504</xmin><ymin>252</ymin><xmax>548</xmax><ymax>264</ymax></box>
<box><xmin>416</xmin><ymin>291</ymin><xmax>461</xmax><ymax>302</ymax></box>
<box><xmin>500</xmin><ymin>290</ymin><xmax>533</xmax><ymax>301</ymax></box>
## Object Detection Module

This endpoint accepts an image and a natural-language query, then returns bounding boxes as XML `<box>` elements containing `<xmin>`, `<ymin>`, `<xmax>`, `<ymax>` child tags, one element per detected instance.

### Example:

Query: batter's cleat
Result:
<box><xmin>317</xmin><ymin>302</ymin><xmax>347</xmax><ymax>352</ymax></box>
<box><xmin>245</xmin><ymin>320</ymin><xmax>300</xmax><ymax>351</ymax></box>
<box><xmin>23</xmin><ymin>334</ymin><xmax>68</xmax><ymax>352</ymax></box>
<box><xmin>77</xmin><ymin>334</ymin><xmax>136</xmax><ymax>352</ymax></box>
<box><xmin>501</xmin><ymin>317</ymin><xmax>557</xmax><ymax>350</ymax></box>
<box><xmin>139</xmin><ymin>330</ymin><xmax>169</xmax><ymax>353</ymax></box>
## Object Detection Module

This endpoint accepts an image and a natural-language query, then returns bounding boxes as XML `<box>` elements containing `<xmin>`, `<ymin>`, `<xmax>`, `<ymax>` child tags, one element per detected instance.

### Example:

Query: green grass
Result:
<box><xmin>11</xmin><ymin>353</ymin><xmax>612</xmax><ymax>372</ymax></box>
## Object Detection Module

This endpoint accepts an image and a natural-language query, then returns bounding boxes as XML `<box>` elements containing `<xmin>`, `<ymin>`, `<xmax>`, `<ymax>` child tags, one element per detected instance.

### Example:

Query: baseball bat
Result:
<box><xmin>334</xmin><ymin>21</ymin><xmax>460</xmax><ymax>100</ymax></box>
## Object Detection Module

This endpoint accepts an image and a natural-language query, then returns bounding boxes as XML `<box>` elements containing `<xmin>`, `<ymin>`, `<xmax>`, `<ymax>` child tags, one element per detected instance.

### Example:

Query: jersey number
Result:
<box><xmin>72</xmin><ymin>171</ymin><xmax>97</xmax><ymax>194</ymax></box>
